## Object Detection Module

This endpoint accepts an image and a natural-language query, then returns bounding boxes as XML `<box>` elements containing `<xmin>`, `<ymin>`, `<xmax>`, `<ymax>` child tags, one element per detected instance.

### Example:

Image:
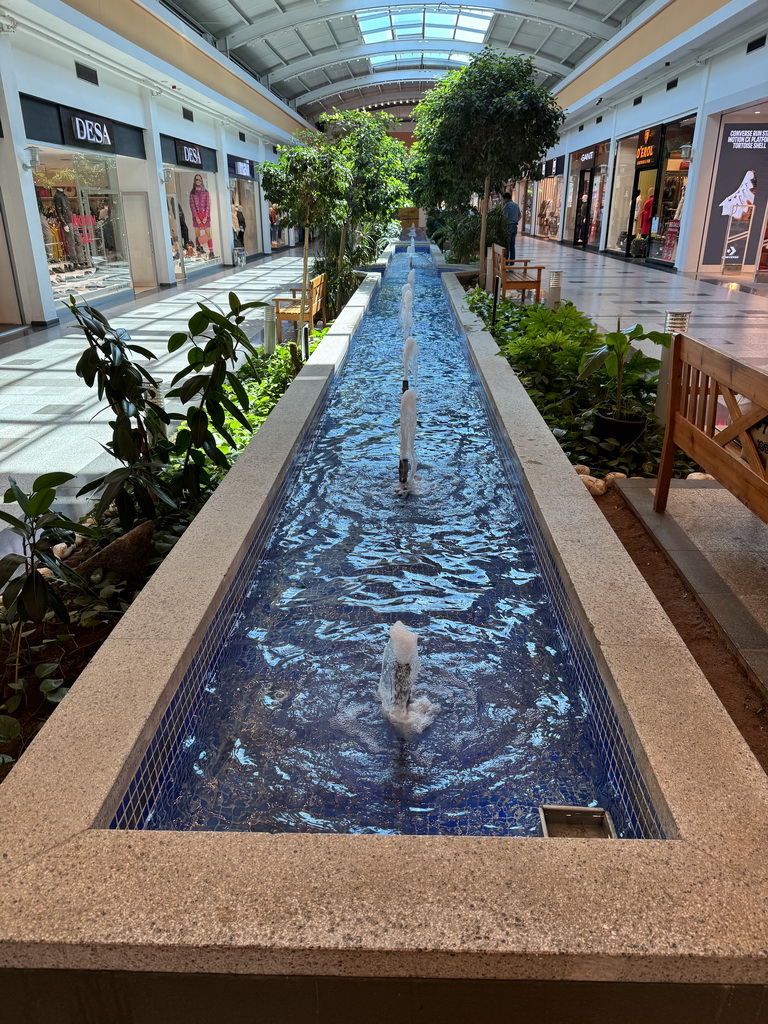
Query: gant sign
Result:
<box><xmin>174</xmin><ymin>138</ymin><xmax>203</xmax><ymax>166</ymax></box>
<box><xmin>60</xmin><ymin>107</ymin><xmax>116</xmax><ymax>151</ymax></box>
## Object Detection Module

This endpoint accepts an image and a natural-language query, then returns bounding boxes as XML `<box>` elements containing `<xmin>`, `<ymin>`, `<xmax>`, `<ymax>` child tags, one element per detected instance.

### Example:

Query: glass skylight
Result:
<box><xmin>369</xmin><ymin>49</ymin><xmax>471</xmax><ymax>68</ymax></box>
<box><xmin>358</xmin><ymin>6</ymin><xmax>493</xmax><ymax>46</ymax></box>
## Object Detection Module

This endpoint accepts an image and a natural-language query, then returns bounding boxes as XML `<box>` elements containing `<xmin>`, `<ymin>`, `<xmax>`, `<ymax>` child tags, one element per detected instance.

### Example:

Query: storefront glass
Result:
<box><xmin>535</xmin><ymin>177</ymin><xmax>562</xmax><ymax>237</ymax></box>
<box><xmin>647</xmin><ymin>120</ymin><xmax>695</xmax><ymax>264</ymax></box>
<box><xmin>228</xmin><ymin>157</ymin><xmax>262</xmax><ymax>257</ymax></box>
<box><xmin>33</xmin><ymin>146</ymin><xmax>134</xmax><ymax>308</ymax></box>
<box><xmin>606</xmin><ymin>118</ymin><xmax>695</xmax><ymax>263</ymax></box>
<box><xmin>606</xmin><ymin>136</ymin><xmax>637</xmax><ymax>253</ymax></box>
<box><xmin>164</xmin><ymin>167</ymin><xmax>222</xmax><ymax>277</ymax></box>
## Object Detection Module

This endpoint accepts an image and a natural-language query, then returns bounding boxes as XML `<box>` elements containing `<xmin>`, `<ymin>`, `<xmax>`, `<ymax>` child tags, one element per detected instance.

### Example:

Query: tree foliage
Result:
<box><xmin>411</xmin><ymin>47</ymin><xmax>565</xmax><ymax>279</ymax></box>
<box><xmin>315</xmin><ymin>110</ymin><xmax>410</xmax><ymax>311</ymax></box>
<box><xmin>260</xmin><ymin>134</ymin><xmax>351</xmax><ymax>340</ymax></box>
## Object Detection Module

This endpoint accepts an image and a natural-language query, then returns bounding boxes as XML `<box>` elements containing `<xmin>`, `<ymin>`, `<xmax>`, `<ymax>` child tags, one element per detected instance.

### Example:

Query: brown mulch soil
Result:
<box><xmin>597</xmin><ymin>488</ymin><xmax>768</xmax><ymax>774</ymax></box>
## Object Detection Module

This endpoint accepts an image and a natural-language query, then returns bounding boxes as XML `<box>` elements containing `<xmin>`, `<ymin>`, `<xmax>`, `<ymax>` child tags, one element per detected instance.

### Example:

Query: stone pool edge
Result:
<box><xmin>0</xmin><ymin>259</ymin><xmax>765</xmax><ymax>984</ymax></box>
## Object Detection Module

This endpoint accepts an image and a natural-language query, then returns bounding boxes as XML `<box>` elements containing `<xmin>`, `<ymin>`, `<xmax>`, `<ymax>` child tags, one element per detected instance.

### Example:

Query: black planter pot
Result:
<box><xmin>592</xmin><ymin>411</ymin><xmax>647</xmax><ymax>445</ymax></box>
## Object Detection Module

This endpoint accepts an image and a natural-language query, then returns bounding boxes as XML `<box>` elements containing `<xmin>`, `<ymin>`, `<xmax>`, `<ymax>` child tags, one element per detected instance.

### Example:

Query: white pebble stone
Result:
<box><xmin>687</xmin><ymin>472</ymin><xmax>715</xmax><ymax>480</ymax></box>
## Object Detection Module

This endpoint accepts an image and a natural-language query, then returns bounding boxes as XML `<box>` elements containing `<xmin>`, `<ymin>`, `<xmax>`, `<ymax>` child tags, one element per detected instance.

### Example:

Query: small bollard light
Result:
<box><xmin>302</xmin><ymin>323</ymin><xmax>310</xmax><ymax>363</ymax></box>
<box><xmin>263</xmin><ymin>305</ymin><xmax>277</xmax><ymax>356</ymax></box>
<box><xmin>491</xmin><ymin>274</ymin><xmax>501</xmax><ymax>326</ymax></box>
<box><xmin>664</xmin><ymin>310</ymin><xmax>691</xmax><ymax>333</ymax></box>
<box><xmin>547</xmin><ymin>270</ymin><xmax>562</xmax><ymax>310</ymax></box>
<box><xmin>656</xmin><ymin>311</ymin><xmax>691</xmax><ymax>424</ymax></box>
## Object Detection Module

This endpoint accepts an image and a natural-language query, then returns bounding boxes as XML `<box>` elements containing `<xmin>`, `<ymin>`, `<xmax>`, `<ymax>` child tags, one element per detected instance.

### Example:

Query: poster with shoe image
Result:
<box><xmin>702</xmin><ymin>123</ymin><xmax>768</xmax><ymax>269</ymax></box>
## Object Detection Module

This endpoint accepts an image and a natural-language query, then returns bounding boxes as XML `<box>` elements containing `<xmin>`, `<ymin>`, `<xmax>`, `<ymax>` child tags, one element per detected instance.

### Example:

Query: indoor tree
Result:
<box><xmin>410</xmin><ymin>47</ymin><xmax>565</xmax><ymax>284</ymax></box>
<box><xmin>317</xmin><ymin>109</ymin><xmax>411</xmax><ymax>309</ymax></box>
<box><xmin>260</xmin><ymin>133</ymin><xmax>351</xmax><ymax>340</ymax></box>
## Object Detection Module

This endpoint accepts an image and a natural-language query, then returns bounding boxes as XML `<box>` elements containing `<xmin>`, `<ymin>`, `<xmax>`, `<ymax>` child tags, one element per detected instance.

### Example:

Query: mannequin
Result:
<box><xmin>189</xmin><ymin>173</ymin><xmax>214</xmax><ymax>259</ymax></box>
<box><xmin>639</xmin><ymin>187</ymin><xmax>655</xmax><ymax>237</ymax></box>
<box><xmin>54</xmin><ymin>187</ymin><xmax>87</xmax><ymax>267</ymax></box>
<box><xmin>231</xmin><ymin>200</ymin><xmax>245</xmax><ymax>248</ymax></box>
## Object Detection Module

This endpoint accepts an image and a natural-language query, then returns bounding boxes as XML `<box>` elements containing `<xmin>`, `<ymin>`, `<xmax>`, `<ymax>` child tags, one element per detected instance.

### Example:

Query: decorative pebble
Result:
<box><xmin>53</xmin><ymin>542</ymin><xmax>76</xmax><ymax>560</ymax></box>
<box><xmin>37</xmin><ymin>567</ymin><xmax>53</xmax><ymax>578</ymax></box>
<box><xmin>573</xmin><ymin>464</ymin><xmax>591</xmax><ymax>476</ymax></box>
<box><xmin>604</xmin><ymin>472</ymin><xmax>627</xmax><ymax>488</ymax></box>
<box><xmin>581</xmin><ymin>475</ymin><xmax>607</xmax><ymax>496</ymax></box>
<box><xmin>687</xmin><ymin>472</ymin><xmax>715</xmax><ymax>480</ymax></box>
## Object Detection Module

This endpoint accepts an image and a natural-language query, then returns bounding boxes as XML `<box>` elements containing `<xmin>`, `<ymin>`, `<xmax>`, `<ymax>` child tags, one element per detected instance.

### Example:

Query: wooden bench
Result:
<box><xmin>273</xmin><ymin>273</ymin><xmax>327</xmax><ymax>343</ymax></box>
<box><xmin>655</xmin><ymin>332</ymin><xmax>768</xmax><ymax>524</ymax></box>
<box><xmin>490</xmin><ymin>243</ymin><xmax>544</xmax><ymax>304</ymax></box>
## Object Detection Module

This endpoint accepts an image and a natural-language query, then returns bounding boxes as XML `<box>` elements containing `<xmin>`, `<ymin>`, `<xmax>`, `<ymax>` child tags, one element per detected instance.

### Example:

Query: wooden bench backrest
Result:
<box><xmin>655</xmin><ymin>332</ymin><xmax>768</xmax><ymax>523</ymax></box>
<box><xmin>308</xmin><ymin>273</ymin><xmax>326</xmax><ymax>312</ymax></box>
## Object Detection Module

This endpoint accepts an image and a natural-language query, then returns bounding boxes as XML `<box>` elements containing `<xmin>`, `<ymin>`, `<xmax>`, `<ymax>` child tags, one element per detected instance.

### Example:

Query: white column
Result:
<box><xmin>214</xmin><ymin>119</ymin><xmax>232</xmax><ymax>265</ymax></box>
<box><xmin>140</xmin><ymin>88</ymin><xmax>175</xmax><ymax>286</ymax></box>
<box><xmin>0</xmin><ymin>31</ymin><xmax>58</xmax><ymax>324</ymax></box>
<box><xmin>256</xmin><ymin>137</ymin><xmax>272</xmax><ymax>255</ymax></box>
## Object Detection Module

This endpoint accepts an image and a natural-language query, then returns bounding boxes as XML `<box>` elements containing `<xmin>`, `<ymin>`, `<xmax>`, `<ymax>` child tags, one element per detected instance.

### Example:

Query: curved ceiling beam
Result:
<box><xmin>219</xmin><ymin>0</ymin><xmax>614</xmax><ymax>53</ymax></box>
<box><xmin>269</xmin><ymin>39</ymin><xmax>567</xmax><ymax>85</ymax></box>
<box><xmin>296</xmin><ymin>70</ymin><xmax>446</xmax><ymax>107</ymax></box>
<box><xmin>308</xmin><ymin>94</ymin><xmax>424</xmax><ymax>114</ymax></box>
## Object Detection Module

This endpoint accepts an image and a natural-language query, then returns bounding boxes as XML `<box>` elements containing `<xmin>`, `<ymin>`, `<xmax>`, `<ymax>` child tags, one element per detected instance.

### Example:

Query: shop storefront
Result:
<box><xmin>606</xmin><ymin>117</ymin><xmax>696</xmax><ymax>265</ymax></box>
<box><xmin>21</xmin><ymin>95</ymin><xmax>153</xmax><ymax>309</ymax></box>
<box><xmin>535</xmin><ymin>156</ymin><xmax>565</xmax><ymax>238</ymax></box>
<box><xmin>563</xmin><ymin>141</ymin><xmax>610</xmax><ymax>247</ymax></box>
<box><xmin>227</xmin><ymin>154</ymin><xmax>262</xmax><ymax>259</ymax></box>
<box><xmin>161</xmin><ymin>135</ymin><xmax>222</xmax><ymax>279</ymax></box>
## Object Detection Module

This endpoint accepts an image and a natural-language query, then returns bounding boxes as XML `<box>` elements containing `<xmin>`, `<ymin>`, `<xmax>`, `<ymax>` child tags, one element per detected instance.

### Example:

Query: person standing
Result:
<box><xmin>502</xmin><ymin>191</ymin><xmax>521</xmax><ymax>260</ymax></box>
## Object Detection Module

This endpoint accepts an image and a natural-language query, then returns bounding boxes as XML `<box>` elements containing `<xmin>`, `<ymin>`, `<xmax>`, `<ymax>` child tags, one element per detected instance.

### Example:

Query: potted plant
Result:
<box><xmin>578</xmin><ymin>321</ymin><xmax>671</xmax><ymax>444</ymax></box>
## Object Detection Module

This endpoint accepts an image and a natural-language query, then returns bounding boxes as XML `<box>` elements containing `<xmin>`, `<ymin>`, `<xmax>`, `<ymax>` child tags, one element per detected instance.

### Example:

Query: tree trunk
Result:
<box><xmin>478</xmin><ymin>174</ymin><xmax>491</xmax><ymax>289</ymax></box>
<box><xmin>298</xmin><ymin>221</ymin><xmax>310</xmax><ymax>342</ymax></box>
<box><xmin>337</xmin><ymin>221</ymin><xmax>347</xmax><ymax>296</ymax></box>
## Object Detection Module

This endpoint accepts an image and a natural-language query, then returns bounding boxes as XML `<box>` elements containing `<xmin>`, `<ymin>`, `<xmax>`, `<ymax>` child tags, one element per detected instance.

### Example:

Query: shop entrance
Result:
<box><xmin>0</xmin><ymin>193</ymin><xmax>23</xmax><ymax>332</ymax></box>
<box><xmin>122</xmin><ymin>192</ymin><xmax>157</xmax><ymax>292</ymax></box>
<box><xmin>626</xmin><ymin>167</ymin><xmax>658</xmax><ymax>258</ymax></box>
<box><xmin>573</xmin><ymin>168</ymin><xmax>593</xmax><ymax>246</ymax></box>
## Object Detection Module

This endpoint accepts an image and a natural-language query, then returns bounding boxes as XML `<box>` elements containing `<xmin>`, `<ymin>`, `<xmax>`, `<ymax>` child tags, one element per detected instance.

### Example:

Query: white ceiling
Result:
<box><xmin>161</xmin><ymin>0</ymin><xmax>651</xmax><ymax>122</ymax></box>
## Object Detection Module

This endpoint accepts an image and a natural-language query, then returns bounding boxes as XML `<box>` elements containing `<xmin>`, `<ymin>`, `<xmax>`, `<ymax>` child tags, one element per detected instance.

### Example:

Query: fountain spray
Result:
<box><xmin>402</xmin><ymin>336</ymin><xmax>419</xmax><ymax>393</ymax></box>
<box><xmin>399</xmin><ymin>389</ymin><xmax>417</xmax><ymax>484</ymax></box>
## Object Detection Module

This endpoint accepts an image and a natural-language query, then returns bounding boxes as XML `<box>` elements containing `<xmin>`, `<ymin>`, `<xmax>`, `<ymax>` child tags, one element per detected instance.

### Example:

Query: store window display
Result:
<box><xmin>32</xmin><ymin>148</ymin><xmax>132</xmax><ymax>307</ymax></box>
<box><xmin>164</xmin><ymin>168</ymin><xmax>221</xmax><ymax>276</ymax></box>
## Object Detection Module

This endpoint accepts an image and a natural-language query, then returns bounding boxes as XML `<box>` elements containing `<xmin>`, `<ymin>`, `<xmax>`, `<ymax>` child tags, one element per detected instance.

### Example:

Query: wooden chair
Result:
<box><xmin>655</xmin><ymin>332</ymin><xmax>768</xmax><ymax>524</ymax></box>
<box><xmin>273</xmin><ymin>273</ymin><xmax>327</xmax><ymax>342</ymax></box>
<box><xmin>490</xmin><ymin>244</ymin><xmax>544</xmax><ymax>304</ymax></box>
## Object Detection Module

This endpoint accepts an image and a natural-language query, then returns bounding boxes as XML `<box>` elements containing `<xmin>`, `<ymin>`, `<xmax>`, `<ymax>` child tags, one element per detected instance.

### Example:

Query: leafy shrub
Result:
<box><xmin>465</xmin><ymin>290</ymin><xmax>696</xmax><ymax>478</ymax></box>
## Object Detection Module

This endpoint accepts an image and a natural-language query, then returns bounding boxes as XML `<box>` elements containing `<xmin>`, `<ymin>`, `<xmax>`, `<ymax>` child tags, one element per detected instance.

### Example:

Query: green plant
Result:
<box><xmin>443</xmin><ymin>205</ymin><xmax>509</xmax><ymax>263</ymax></box>
<box><xmin>68</xmin><ymin>298</ymin><xmax>175</xmax><ymax>529</ymax></box>
<box><xmin>411</xmin><ymin>47</ymin><xmax>564</xmax><ymax>284</ymax></box>
<box><xmin>260</xmin><ymin>134</ymin><xmax>351</xmax><ymax>342</ymax></box>
<box><xmin>165</xmin><ymin>292</ymin><xmax>268</xmax><ymax>499</ymax></box>
<box><xmin>0</xmin><ymin>473</ymin><xmax>97</xmax><ymax>745</ymax></box>
<box><xmin>465</xmin><ymin>291</ymin><xmax>696</xmax><ymax>478</ymax></box>
<box><xmin>578</xmin><ymin>321</ymin><xmax>671</xmax><ymax>420</ymax></box>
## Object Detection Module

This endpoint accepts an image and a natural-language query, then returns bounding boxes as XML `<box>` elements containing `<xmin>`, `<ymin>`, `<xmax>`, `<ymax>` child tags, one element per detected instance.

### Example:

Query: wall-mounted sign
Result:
<box><xmin>572</xmin><ymin>146</ymin><xmax>596</xmax><ymax>169</ymax></box>
<box><xmin>542</xmin><ymin>155</ymin><xmax>565</xmax><ymax>178</ymax></box>
<box><xmin>60</xmin><ymin>107</ymin><xmax>115</xmax><ymax>151</ymax></box>
<box><xmin>636</xmin><ymin>126</ymin><xmax>662</xmax><ymax>169</ymax></box>
<box><xmin>174</xmin><ymin>138</ymin><xmax>202</xmax><ymax>167</ymax></box>
<box><xmin>227</xmin><ymin>154</ymin><xmax>256</xmax><ymax>178</ymax></box>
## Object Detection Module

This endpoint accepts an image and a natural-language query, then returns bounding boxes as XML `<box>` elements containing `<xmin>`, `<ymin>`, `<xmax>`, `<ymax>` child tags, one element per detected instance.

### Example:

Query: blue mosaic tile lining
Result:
<box><xmin>110</xmin><ymin>276</ymin><xmax>667</xmax><ymax>839</ymax></box>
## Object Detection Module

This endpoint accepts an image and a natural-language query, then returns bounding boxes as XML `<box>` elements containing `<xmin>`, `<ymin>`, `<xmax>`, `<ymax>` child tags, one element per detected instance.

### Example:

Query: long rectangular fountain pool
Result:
<box><xmin>112</xmin><ymin>253</ymin><xmax>665</xmax><ymax>838</ymax></box>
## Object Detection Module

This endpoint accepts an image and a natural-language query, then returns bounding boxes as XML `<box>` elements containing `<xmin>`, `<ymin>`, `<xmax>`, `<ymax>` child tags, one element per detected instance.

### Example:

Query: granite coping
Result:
<box><xmin>0</xmin><ymin>267</ymin><xmax>767</xmax><ymax>984</ymax></box>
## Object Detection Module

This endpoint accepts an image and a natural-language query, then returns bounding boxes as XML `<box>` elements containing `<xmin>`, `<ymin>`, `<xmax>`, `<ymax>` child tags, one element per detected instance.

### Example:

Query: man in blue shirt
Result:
<box><xmin>502</xmin><ymin>191</ymin><xmax>521</xmax><ymax>260</ymax></box>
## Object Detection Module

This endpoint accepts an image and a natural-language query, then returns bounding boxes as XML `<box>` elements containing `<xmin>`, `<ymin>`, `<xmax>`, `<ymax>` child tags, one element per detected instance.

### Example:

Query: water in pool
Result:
<box><xmin>149</xmin><ymin>253</ymin><xmax>628</xmax><ymax>835</ymax></box>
